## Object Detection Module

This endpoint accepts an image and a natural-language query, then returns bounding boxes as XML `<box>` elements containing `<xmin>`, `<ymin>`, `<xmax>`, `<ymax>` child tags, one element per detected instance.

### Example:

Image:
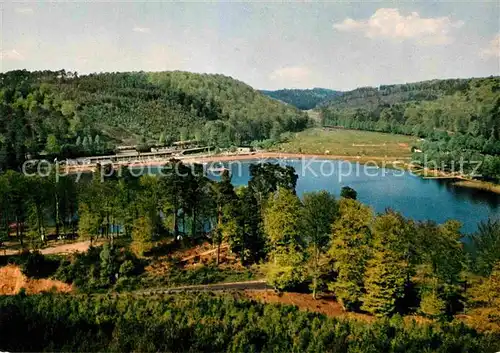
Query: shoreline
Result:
<box><xmin>59</xmin><ymin>152</ymin><xmax>500</xmax><ymax>194</ymax></box>
<box><xmin>62</xmin><ymin>152</ymin><xmax>409</xmax><ymax>173</ymax></box>
<box><xmin>452</xmin><ymin>180</ymin><xmax>500</xmax><ymax>194</ymax></box>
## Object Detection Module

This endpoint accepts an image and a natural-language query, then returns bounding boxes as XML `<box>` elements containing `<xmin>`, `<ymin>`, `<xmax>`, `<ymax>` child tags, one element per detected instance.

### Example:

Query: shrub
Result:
<box><xmin>21</xmin><ymin>251</ymin><xmax>60</xmax><ymax>279</ymax></box>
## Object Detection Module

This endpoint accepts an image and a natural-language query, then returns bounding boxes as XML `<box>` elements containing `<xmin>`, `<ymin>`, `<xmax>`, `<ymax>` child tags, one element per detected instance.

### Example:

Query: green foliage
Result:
<box><xmin>234</xmin><ymin>186</ymin><xmax>266</xmax><ymax>264</ymax></box>
<box><xmin>45</xmin><ymin>134</ymin><xmax>61</xmax><ymax>154</ymax></box>
<box><xmin>319</xmin><ymin>76</ymin><xmax>500</xmax><ymax>181</ymax></box>
<box><xmin>0</xmin><ymin>69</ymin><xmax>309</xmax><ymax>168</ymax></box>
<box><xmin>261</xmin><ymin>88</ymin><xmax>342</xmax><ymax>110</ymax></box>
<box><xmin>131</xmin><ymin>216</ymin><xmax>154</xmax><ymax>256</ymax></box>
<box><xmin>340</xmin><ymin>186</ymin><xmax>357</xmax><ymax>200</ymax></box>
<box><xmin>263</xmin><ymin>188</ymin><xmax>306</xmax><ymax>290</ymax></box>
<box><xmin>0</xmin><ymin>293</ymin><xmax>498</xmax><ymax>352</ymax></box>
<box><xmin>248</xmin><ymin>163</ymin><xmax>298</xmax><ymax>205</ymax></box>
<box><xmin>54</xmin><ymin>245</ymin><xmax>143</xmax><ymax>291</ymax></box>
<box><xmin>161</xmin><ymin>264</ymin><xmax>255</xmax><ymax>287</ymax></box>
<box><xmin>419</xmin><ymin>285</ymin><xmax>447</xmax><ymax>319</ymax></box>
<box><xmin>362</xmin><ymin>250</ymin><xmax>409</xmax><ymax>316</ymax></box>
<box><xmin>328</xmin><ymin>199</ymin><xmax>372</xmax><ymax>310</ymax></box>
<box><xmin>20</xmin><ymin>251</ymin><xmax>61</xmax><ymax>279</ymax></box>
<box><xmin>361</xmin><ymin>212</ymin><xmax>413</xmax><ymax>316</ymax></box>
<box><xmin>468</xmin><ymin>219</ymin><xmax>500</xmax><ymax>276</ymax></box>
<box><xmin>302</xmin><ymin>191</ymin><xmax>338</xmax><ymax>298</ymax></box>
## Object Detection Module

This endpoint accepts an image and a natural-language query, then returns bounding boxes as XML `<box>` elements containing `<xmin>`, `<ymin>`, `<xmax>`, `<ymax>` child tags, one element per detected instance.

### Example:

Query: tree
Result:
<box><xmin>100</xmin><ymin>244</ymin><xmax>118</xmax><ymax>286</ymax></box>
<box><xmin>45</xmin><ymin>134</ymin><xmax>61</xmax><ymax>154</ymax></box>
<box><xmin>78</xmin><ymin>203</ymin><xmax>100</xmax><ymax>245</ymax></box>
<box><xmin>4</xmin><ymin>171</ymin><xmax>28</xmax><ymax>247</ymax></box>
<box><xmin>160</xmin><ymin>159</ymin><xmax>191</xmax><ymax>239</ymax></box>
<box><xmin>26</xmin><ymin>176</ymin><xmax>51</xmax><ymax>247</ymax></box>
<box><xmin>340</xmin><ymin>186</ymin><xmax>357</xmax><ymax>200</ymax></box>
<box><xmin>212</xmin><ymin>169</ymin><xmax>240</xmax><ymax>265</ymax></box>
<box><xmin>263</xmin><ymin>188</ymin><xmax>306</xmax><ymax>291</ymax></box>
<box><xmin>418</xmin><ymin>270</ymin><xmax>447</xmax><ymax>318</ymax></box>
<box><xmin>328</xmin><ymin>199</ymin><xmax>372</xmax><ymax>310</ymax></box>
<box><xmin>361</xmin><ymin>211</ymin><xmax>413</xmax><ymax>316</ymax></box>
<box><xmin>248</xmin><ymin>163</ymin><xmax>298</xmax><ymax>206</ymax></box>
<box><xmin>158</xmin><ymin>132</ymin><xmax>166</xmax><ymax>146</ymax></box>
<box><xmin>234</xmin><ymin>186</ymin><xmax>266</xmax><ymax>264</ymax></box>
<box><xmin>131</xmin><ymin>216</ymin><xmax>154</xmax><ymax>256</ymax></box>
<box><xmin>302</xmin><ymin>191</ymin><xmax>338</xmax><ymax>299</ymax></box>
<box><xmin>468</xmin><ymin>219</ymin><xmax>500</xmax><ymax>276</ymax></box>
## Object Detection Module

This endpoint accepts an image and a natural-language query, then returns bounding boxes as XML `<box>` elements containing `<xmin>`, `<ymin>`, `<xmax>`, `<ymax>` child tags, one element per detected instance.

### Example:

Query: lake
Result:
<box><xmin>200</xmin><ymin>158</ymin><xmax>500</xmax><ymax>234</ymax></box>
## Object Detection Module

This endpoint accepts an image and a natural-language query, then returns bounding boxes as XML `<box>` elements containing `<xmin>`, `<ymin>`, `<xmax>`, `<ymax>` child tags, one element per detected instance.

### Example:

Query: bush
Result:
<box><xmin>0</xmin><ymin>293</ymin><xmax>498</xmax><ymax>352</ymax></box>
<box><xmin>159</xmin><ymin>263</ymin><xmax>255</xmax><ymax>287</ymax></box>
<box><xmin>54</xmin><ymin>245</ymin><xmax>144</xmax><ymax>291</ymax></box>
<box><xmin>21</xmin><ymin>251</ymin><xmax>60</xmax><ymax>279</ymax></box>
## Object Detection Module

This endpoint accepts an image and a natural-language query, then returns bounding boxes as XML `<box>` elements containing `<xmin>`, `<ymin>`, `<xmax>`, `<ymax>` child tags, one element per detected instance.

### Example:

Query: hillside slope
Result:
<box><xmin>319</xmin><ymin>76</ymin><xmax>500</xmax><ymax>181</ymax></box>
<box><xmin>319</xmin><ymin>77</ymin><xmax>499</xmax><ymax>138</ymax></box>
<box><xmin>0</xmin><ymin>70</ymin><xmax>309</xmax><ymax>169</ymax></box>
<box><xmin>261</xmin><ymin>88</ymin><xmax>342</xmax><ymax>110</ymax></box>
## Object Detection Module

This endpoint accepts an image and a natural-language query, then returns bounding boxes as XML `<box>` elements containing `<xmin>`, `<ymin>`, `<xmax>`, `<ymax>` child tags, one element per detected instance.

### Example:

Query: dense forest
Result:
<box><xmin>319</xmin><ymin>76</ymin><xmax>500</xmax><ymax>181</ymax></box>
<box><xmin>1</xmin><ymin>162</ymin><xmax>499</xmax><ymax>331</ymax></box>
<box><xmin>0</xmin><ymin>70</ymin><xmax>309</xmax><ymax>170</ymax></box>
<box><xmin>1</xmin><ymin>293</ymin><xmax>499</xmax><ymax>352</ymax></box>
<box><xmin>261</xmin><ymin>88</ymin><xmax>342</xmax><ymax>110</ymax></box>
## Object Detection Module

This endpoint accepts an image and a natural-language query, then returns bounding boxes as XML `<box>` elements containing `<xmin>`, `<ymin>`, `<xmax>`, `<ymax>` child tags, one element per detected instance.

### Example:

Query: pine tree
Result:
<box><xmin>263</xmin><ymin>188</ymin><xmax>306</xmax><ymax>291</ymax></box>
<box><xmin>45</xmin><ymin>134</ymin><xmax>60</xmax><ymax>154</ymax></box>
<box><xmin>361</xmin><ymin>211</ymin><xmax>412</xmax><ymax>316</ymax></box>
<box><xmin>131</xmin><ymin>216</ymin><xmax>154</xmax><ymax>256</ymax></box>
<box><xmin>302</xmin><ymin>191</ymin><xmax>338</xmax><ymax>299</ymax></box>
<box><xmin>212</xmin><ymin>169</ymin><xmax>240</xmax><ymax>265</ymax></box>
<box><xmin>328</xmin><ymin>198</ymin><xmax>372</xmax><ymax>310</ymax></box>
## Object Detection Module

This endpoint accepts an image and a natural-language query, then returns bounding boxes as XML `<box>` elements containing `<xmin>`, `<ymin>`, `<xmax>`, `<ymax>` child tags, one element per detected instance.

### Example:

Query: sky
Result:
<box><xmin>1</xmin><ymin>1</ymin><xmax>499</xmax><ymax>91</ymax></box>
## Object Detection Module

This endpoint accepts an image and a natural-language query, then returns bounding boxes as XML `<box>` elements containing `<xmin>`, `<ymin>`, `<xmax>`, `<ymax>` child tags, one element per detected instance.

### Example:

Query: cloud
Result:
<box><xmin>0</xmin><ymin>49</ymin><xmax>25</xmax><ymax>61</ymax></box>
<box><xmin>270</xmin><ymin>66</ymin><xmax>311</xmax><ymax>81</ymax></box>
<box><xmin>269</xmin><ymin>66</ymin><xmax>313</xmax><ymax>88</ymax></box>
<box><xmin>333</xmin><ymin>8</ymin><xmax>464</xmax><ymax>45</ymax></box>
<box><xmin>133</xmin><ymin>26</ymin><xmax>151</xmax><ymax>34</ymax></box>
<box><xmin>480</xmin><ymin>34</ymin><xmax>500</xmax><ymax>59</ymax></box>
<box><xmin>14</xmin><ymin>7</ymin><xmax>34</xmax><ymax>15</ymax></box>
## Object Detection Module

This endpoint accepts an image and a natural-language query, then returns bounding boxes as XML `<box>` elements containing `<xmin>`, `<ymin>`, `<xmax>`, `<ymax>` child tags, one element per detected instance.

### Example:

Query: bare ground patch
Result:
<box><xmin>245</xmin><ymin>290</ymin><xmax>373</xmax><ymax>322</ymax></box>
<box><xmin>0</xmin><ymin>264</ymin><xmax>73</xmax><ymax>295</ymax></box>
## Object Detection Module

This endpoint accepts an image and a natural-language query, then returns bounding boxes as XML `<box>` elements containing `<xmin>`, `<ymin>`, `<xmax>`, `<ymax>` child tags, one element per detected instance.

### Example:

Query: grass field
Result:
<box><xmin>274</xmin><ymin>128</ymin><xmax>418</xmax><ymax>158</ymax></box>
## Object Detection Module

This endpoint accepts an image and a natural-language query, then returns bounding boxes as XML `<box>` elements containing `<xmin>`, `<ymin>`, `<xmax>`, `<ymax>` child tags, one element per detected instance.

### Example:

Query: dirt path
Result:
<box><xmin>3</xmin><ymin>240</ymin><xmax>103</xmax><ymax>256</ymax></box>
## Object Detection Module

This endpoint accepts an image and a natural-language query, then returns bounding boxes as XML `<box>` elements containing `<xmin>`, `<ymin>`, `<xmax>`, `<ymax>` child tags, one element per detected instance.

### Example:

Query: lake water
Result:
<box><xmin>200</xmin><ymin>158</ymin><xmax>500</xmax><ymax>234</ymax></box>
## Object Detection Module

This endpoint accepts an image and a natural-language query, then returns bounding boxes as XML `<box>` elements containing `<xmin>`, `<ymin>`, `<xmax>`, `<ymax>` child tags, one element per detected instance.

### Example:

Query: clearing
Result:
<box><xmin>3</xmin><ymin>240</ymin><xmax>105</xmax><ymax>256</ymax></box>
<box><xmin>274</xmin><ymin>128</ymin><xmax>417</xmax><ymax>158</ymax></box>
<box><xmin>0</xmin><ymin>264</ymin><xmax>72</xmax><ymax>295</ymax></box>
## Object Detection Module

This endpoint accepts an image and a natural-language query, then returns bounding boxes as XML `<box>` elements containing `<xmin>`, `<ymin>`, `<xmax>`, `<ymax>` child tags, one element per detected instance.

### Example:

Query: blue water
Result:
<box><xmin>200</xmin><ymin>159</ymin><xmax>500</xmax><ymax>234</ymax></box>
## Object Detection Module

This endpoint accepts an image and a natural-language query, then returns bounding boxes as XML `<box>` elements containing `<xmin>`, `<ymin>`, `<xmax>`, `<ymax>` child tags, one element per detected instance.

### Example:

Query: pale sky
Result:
<box><xmin>1</xmin><ymin>1</ymin><xmax>499</xmax><ymax>90</ymax></box>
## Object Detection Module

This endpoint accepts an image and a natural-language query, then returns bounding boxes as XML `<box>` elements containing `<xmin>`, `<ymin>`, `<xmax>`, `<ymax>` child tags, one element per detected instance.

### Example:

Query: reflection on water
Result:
<box><xmin>435</xmin><ymin>179</ymin><xmax>500</xmax><ymax>210</ymax></box>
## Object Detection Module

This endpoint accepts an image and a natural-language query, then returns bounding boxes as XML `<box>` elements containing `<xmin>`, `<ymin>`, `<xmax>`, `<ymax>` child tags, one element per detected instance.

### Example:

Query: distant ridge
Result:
<box><xmin>261</xmin><ymin>88</ymin><xmax>342</xmax><ymax>110</ymax></box>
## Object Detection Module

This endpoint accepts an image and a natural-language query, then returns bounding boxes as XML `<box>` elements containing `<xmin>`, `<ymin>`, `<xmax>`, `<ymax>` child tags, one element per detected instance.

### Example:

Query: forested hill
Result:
<box><xmin>261</xmin><ymin>88</ymin><xmax>342</xmax><ymax>110</ymax></box>
<box><xmin>319</xmin><ymin>76</ymin><xmax>500</xmax><ymax>181</ymax></box>
<box><xmin>319</xmin><ymin>77</ymin><xmax>499</xmax><ymax>137</ymax></box>
<box><xmin>0</xmin><ymin>70</ymin><xmax>309</xmax><ymax>169</ymax></box>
